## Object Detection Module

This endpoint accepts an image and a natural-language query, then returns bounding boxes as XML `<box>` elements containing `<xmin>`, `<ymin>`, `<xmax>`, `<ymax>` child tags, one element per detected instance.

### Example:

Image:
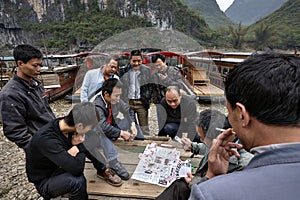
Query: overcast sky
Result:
<box><xmin>216</xmin><ymin>0</ymin><xmax>234</xmax><ymax>11</ymax></box>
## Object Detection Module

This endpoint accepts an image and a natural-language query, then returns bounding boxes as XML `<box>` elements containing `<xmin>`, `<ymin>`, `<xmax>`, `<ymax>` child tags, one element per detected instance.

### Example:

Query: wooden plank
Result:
<box><xmin>85</xmin><ymin>168</ymin><xmax>164</xmax><ymax>199</ymax></box>
<box><xmin>85</xmin><ymin>139</ymin><xmax>203</xmax><ymax>199</ymax></box>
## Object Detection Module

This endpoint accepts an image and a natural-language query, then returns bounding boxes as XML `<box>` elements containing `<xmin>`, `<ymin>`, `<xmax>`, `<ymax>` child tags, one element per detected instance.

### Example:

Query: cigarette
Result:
<box><xmin>215</xmin><ymin>128</ymin><xmax>226</xmax><ymax>132</ymax></box>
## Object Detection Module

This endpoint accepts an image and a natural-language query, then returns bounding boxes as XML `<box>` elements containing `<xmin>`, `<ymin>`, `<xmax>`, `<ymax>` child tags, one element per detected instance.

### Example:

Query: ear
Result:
<box><xmin>103</xmin><ymin>91</ymin><xmax>109</xmax><ymax>97</ymax></box>
<box><xmin>17</xmin><ymin>60</ymin><xmax>24</xmax><ymax>68</ymax></box>
<box><xmin>75</xmin><ymin>123</ymin><xmax>84</xmax><ymax>131</ymax></box>
<box><xmin>236</xmin><ymin>102</ymin><xmax>250</xmax><ymax>127</ymax></box>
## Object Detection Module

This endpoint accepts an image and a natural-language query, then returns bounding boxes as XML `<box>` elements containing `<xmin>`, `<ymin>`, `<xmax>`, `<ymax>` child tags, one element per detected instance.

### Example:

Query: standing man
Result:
<box><xmin>0</xmin><ymin>44</ymin><xmax>121</xmax><ymax>187</ymax></box>
<box><xmin>80</xmin><ymin>57</ymin><xmax>119</xmax><ymax>102</ymax></box>
<box><xmin>151</xmin><ymin>53</ymin><xmax>184</xmax><ymax>131</ymax></box>
<box><xmin>26</xmin><ymin>102</ymin><xmax>99</xmax><ymax>200</ymax></box>
<box><xmin>118</xmin><ymin>49</ymin><xmax>153</xmax><ymax>135</ymax></box>
<box><xmin>0</xmin><ymin>44</ymin><xmax>55</xmax><ymax>149</ymax></box>
<box><xmin>189</xmin><ymin>53</ymin><xmax>300</xmax><ymax>200</ymax></box>
<box><xmin>158</xmin><ymin>86</ymin><xmax>197</xmax><ymax>140</ymax></box>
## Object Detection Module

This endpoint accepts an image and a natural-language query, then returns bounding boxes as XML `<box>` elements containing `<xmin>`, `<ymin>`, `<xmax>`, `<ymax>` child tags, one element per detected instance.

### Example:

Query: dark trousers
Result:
<box><xmin>159</xmin><ymin>122</ymin><xmax>180</xmax><ymax>139</ymax></box>
<box><xmin>36</xmin><ymin>172</ymin><xmax>88</xmax><ymax>200</ymax></box>
<box><xmin>156</xmin><ymin>178</ymin><xmax>190</xmax><ymax>200</ymax></box>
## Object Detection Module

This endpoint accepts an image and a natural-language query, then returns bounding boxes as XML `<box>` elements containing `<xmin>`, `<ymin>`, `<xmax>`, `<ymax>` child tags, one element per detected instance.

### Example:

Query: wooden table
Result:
<box><xmin>84</xmin><ymin>138</ymin><xmax>202</xmax><ymax>199</ymax></box>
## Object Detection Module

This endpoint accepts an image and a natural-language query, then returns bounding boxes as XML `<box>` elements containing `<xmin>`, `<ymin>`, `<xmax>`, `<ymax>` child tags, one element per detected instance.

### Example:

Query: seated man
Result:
<box><xmin>158</xmin><ymin>85</ymin><xmax>197</xmax><ymax>140</ymax></box>
<box><xmin>189</xmin><ymin>53</ymin><xmax>300</xmax><ymax>200</ymax></box>
<box><xmin>156</xmin><ymin>109</ymin><xmax>253</xmax><ymax>200</ymax></box>
<box><xmin>25</xmin><ymin>102</ymin><xmax>102</xmax><ymax>200</ymax></box>
<box><xmin>92</xmin><ymin>78</ymin><xmax>144</xmax><ymax>180</ymax></box>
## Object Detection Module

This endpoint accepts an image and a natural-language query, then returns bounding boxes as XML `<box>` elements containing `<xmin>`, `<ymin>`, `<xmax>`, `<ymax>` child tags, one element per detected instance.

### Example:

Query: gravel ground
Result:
<box><xmin>0</xmin><ymin>98</ymin><xmax>226</xmax><ymax>199</ymax></box>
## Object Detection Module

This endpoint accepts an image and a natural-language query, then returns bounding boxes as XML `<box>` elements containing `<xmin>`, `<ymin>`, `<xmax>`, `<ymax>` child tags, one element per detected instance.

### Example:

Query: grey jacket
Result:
<box><xmin>93</xmin><ymin>92</ymin><xmax>137</xmax><ymax>139</ymax></box>
<box><xmin>189</xmin><ymin>144</ymin><xmax>300</xmax><ymax>200</ymax></box>
<box><xmin>0</xmin><ymin>74</ymin><xmax>55</xmax><ymax>149</ymax></box>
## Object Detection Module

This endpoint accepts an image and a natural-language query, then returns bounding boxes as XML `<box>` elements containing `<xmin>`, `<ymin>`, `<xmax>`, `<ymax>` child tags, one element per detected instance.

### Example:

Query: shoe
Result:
<box><xmin>97</xmin><ymin>169</ymin><xmax>123</xmax><ymax>187</ymax></box>
<box><xmin>110</xmin><ymin>161</ymin><xmax>130</xmax><ymax>180</ymax></box>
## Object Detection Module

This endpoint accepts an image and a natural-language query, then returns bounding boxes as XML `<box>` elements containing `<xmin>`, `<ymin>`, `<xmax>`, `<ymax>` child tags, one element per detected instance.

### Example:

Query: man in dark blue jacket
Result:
<box><xmin>26</xmin><ymin>102</ymin><xmax>99</xmax><ymax>200</ymax></box>
<box><xmin>189</xmin><ymin>53</ymin><xmax>300</xmax><ymax>200</ymax></box>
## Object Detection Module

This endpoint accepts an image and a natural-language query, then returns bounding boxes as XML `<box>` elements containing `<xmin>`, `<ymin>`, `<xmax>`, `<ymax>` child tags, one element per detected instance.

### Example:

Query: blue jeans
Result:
<box><xmin>36</xmin><ymin>172</ymin><xmax>87</xmax><ymax>200</ymax></box>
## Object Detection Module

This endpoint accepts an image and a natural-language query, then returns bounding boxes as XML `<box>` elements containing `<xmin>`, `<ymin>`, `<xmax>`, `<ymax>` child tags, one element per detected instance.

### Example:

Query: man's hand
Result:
<box><xmin>206</xmin><ymin>129</ymin><xmax>242</xmax><ymax>179</ymax></box>
<box><xmin>157</xmin><ymin>73</ymin><xmax>167</xmax><ymax>80</ymax></box>
<box><xmin>68</xmin><ymin>146</ymin><xmax>79</xmax><ymax>157</ymax></box>
<box><xmin>120</xmin><ymin>130</ymin><xmax>132</xmax><ymax>141</ymax></box>
<box><xmin>184</xmin><ymin>172</ymin><xmax>194</xmax><ymax>184</ymax></box>
<box><xmin>130</xmin><ymin>123</ymin><xmax>138</xmax><ymax>138</ymax></box>
<box><xmin>182</xmin><ymin>137</ymin><xmax>192</xmax><ymax>151</ymax></box>
<box><xmin>72</xmin><ymin>133</ymin><xmax>85</xmax><ymax>146</ymax></box>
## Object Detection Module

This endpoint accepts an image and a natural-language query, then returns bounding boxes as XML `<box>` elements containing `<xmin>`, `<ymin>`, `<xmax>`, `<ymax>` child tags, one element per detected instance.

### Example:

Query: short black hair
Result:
<box><xmin>151</xmin><ymin>54</ymin><xmax>166</xmax><ymax>63</ymax></box>
<box><xmin>64</xmin><ymin>102</ymin><xmax>100</xmax><ymax>127</ymax></box>
<box><xmin>13</xmin><ymin>44</ymin><xmax>43</xmax><ymax>65</ymax></box>
<box><xmin>101</xmin><ymin>78</ymin><xmax>123</xmax><ymax>96</ymax></box>
<box><xmin>225</xmin><ymin>53</ymin><xmax>300</xmax><ymax>126</ymax></box>
<box><xmin>129</xmin><ymin>49</ymin><xmax>143</xmax><ymax>60</ymax></box>
<box><xmin>198</xmin><ymin>109</ymin><xmax>231</xmax><ymax>140</ymax></box>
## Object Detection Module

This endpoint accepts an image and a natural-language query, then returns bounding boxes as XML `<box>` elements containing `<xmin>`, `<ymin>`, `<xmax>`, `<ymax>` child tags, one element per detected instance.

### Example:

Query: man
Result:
<box><xmin>80</xmin><ymin>57</ymin><xmax>119</xmax><ymax>102</ymax></box>
<box><xmin>118</xmin><ymin>49</ymin><xmax>153</xmax><ymax>135</ymax></box>
<box><xmin>26</xmin><ymin>102</ymin><xmax>98</xmax><ymax>200</ymax></box>
<box><xmin>0</xmin><ymin>44</ymin><xmax>55</xmax><ymax>149</ymax></box>
<box><xmin>92</xmin><ymin>78</ymin><xmax>144</xmax><ymax>180</ymax></box>
<box><xmin>151</xmin><ymin>53</ymin><xmax>185</xmax><ymax>131</ymax></box>
<box><xmin>158</xmin><ymin>86</ymin><xmax>197</xmax><ymax>139</ymax></box>
<box><xmin>156</xmin><ymin>109</ymin><xmax>253</xmax><ymax>200</ymax></box>
<box><xmin>189</xmin><ymin>53</ymin><xmax>300</xmax><ymax>200</ymax></box>
<box><xmin>0</xmin><ymin>45</ymin><xmax>121</xmax><ymax>187</ymax></box>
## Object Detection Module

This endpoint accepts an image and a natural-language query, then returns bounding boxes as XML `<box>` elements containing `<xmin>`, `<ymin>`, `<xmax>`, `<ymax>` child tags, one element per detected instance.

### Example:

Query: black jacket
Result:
<box><xmin>118</xmin><ymin>64</ymin><xmax>153</xmax><ymax>109</ymax></box>
<box><xmin>0</xmin><ymin>74</ymin><xmax>55</xmax><ymax>149</ymax></box>
<box><xmin>26</xmin><ymin>119</ymin><xmax>86</xmax><ymax>184</ymax></box>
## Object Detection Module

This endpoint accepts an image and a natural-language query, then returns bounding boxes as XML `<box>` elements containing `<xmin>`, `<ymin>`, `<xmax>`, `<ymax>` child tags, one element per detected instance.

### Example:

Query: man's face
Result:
<box><xmin>226</xmin><ymin>101</ymin><xmax>251</xmax><ymax>151</ymax></box>
<box><xmin>17</xmin><ymin>58</ymin><xmax>42</xmax><ymax>82</ymax></box>
<box><xmin>74</xmin><ymin>124</ymin><xmax>94</xmax><ymax>143</ymax></box>
<box><xmin>154</xmin><ymin>58</ymin><xmax>167</xmax><ymax>73</ymax></box>
<box><xmin>104</xmin><ymin>59</ymin><xmax>118</xmax><ymax>76</ymax></box>
<box><xmin>105</xmin><ymin>87</ymin><xmax>122</xmax><ymax>105</ymax></box>
<box><xmin>165</xmin><ymin>90</ymin><xmax>181</xmax><ymax>109</ymax></box>
<box><xmin>130</xmin><ymin>55</ymin><xmax>142</xmax><ymax>71</ymax></box>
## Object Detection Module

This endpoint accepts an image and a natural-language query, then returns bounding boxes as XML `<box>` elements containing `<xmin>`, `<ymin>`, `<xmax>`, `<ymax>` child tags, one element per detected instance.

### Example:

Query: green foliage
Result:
<box><xmin>228</xmin><ymin>23</ymin><xmax>247</xmax><ymax>49</ymax></box>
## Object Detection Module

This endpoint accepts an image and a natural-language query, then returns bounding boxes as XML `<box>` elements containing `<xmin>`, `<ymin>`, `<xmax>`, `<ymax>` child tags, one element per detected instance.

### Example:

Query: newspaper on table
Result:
<box><xmin>132</xmin><ymin>142</ymin><xmax>191</xmax><ymax>187</ymax></box>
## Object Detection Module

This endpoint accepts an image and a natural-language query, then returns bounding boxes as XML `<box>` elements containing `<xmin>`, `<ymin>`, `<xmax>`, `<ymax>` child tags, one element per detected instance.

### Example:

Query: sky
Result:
<box><xmin>216</xmin><ymin>0</ymin><xmax>235</xmax><ymax>11</ymax></box>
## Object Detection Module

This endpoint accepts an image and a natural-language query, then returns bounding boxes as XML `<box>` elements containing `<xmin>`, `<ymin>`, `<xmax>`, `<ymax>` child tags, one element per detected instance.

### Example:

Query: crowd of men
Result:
<box><xmin>0</xmin><ymin>44</ymin><xmax>299</xmax><ymax>199</ymax></box>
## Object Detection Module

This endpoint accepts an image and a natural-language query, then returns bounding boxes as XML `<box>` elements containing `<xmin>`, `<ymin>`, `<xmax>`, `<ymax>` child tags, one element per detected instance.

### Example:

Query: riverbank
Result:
<box><xmin>0</xmin><ymin>99</ymin><xmax>226</xmax><ymax>199</ymax></box>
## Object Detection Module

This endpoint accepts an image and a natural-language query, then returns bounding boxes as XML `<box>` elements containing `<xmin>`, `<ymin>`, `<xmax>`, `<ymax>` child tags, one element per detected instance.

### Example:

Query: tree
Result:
<box><xmin>254</xmin><ymin>23</ymin><xmax>273</xmax><ymax>50</ymax></box>
<box><xmin>228</xmin><ymin>22</ymin><xmax>247</xmax><ymax>49</ymax></box>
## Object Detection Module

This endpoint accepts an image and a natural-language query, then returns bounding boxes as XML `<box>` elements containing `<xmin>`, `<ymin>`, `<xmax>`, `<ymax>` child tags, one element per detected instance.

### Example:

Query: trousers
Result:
<box><xmin>36</xmin><ymin>172</ymin><xmax>88</xmax><ymax>200</ymax></box>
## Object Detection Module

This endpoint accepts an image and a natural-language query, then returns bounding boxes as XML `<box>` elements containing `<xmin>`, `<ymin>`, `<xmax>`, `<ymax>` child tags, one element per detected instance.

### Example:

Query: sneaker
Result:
<box><xmin>97</xmin><ymin>169</ymin><xmax>123</xmax><ymax>187</ymax></box>
<box><xmin>110</xmin><ymin>161</ymin><xmax>130</xmax><ymax>180</ymax></box>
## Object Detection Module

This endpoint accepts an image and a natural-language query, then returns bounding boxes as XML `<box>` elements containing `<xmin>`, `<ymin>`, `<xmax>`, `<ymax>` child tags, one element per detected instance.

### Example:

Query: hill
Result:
<box><xmin>226</xmin><ymin>0</ymin><xmax>288</xmax><ymax>25</ymax></box>
<box><xmin>246</xmin><ymin>0</ymin><xmax>300</xmax><ymax>50</ymax></box>
<box><xmin>182</xmin><ymin>0</ymin><xmax>235</xmax><ymax>28</ymax></box>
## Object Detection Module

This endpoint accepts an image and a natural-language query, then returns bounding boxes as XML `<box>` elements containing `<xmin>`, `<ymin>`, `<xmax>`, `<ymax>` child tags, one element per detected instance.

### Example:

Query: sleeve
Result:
<box><xmin>191</xmin><ymin>143</ymin><xmax>210</xmax><ymax>155</ymax></box>
<box><xmin>80</xmin><ymin>71</ymin><xmax>91</xmax><ymax>102</ymax></box>
<box><xmin>189</xmin><ymin>175</ymin><xmax>210</xmax><ymax>189</ymax></box>
<box><xmin>1</xmin><ymin>93</ymin><xmax>32</xmax><ymax>149</ymax></box>
<box><xmin>164</xmin><ymin>67</ymin><xmax>183</xmax><ymax>88</ymax></box>
<box><xmin>39</xmin><ymin>138</ymin><xmax>85</xmax><ymax>176</ymax></box>
<box><xmin>95</xmin><ymin>102</ymin><xmax>121</xmax><ymax>139</ymax></box>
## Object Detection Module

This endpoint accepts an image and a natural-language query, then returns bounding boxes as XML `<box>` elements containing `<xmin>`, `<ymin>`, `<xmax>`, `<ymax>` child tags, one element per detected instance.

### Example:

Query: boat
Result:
<box><xmin>184</xmin><ymin>51</ymin><xmax>252</xmax><ymax>90</ymax></box>
<box><xmin>142</xmin><ymin>51</ymin><xmax>225</xmax><ymax>102</ymax></box>
<box><xmin>0</xmin><ymin>52</ymin><xmax>100</xmax><ymax>101</ymax></box>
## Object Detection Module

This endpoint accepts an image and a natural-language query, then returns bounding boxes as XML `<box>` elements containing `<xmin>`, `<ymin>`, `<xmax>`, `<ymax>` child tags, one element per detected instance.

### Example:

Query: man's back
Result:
<box><xmin>190</xmin><ymin>144</ymin><xmax>300</xmax><ymax>200</ymax></box>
